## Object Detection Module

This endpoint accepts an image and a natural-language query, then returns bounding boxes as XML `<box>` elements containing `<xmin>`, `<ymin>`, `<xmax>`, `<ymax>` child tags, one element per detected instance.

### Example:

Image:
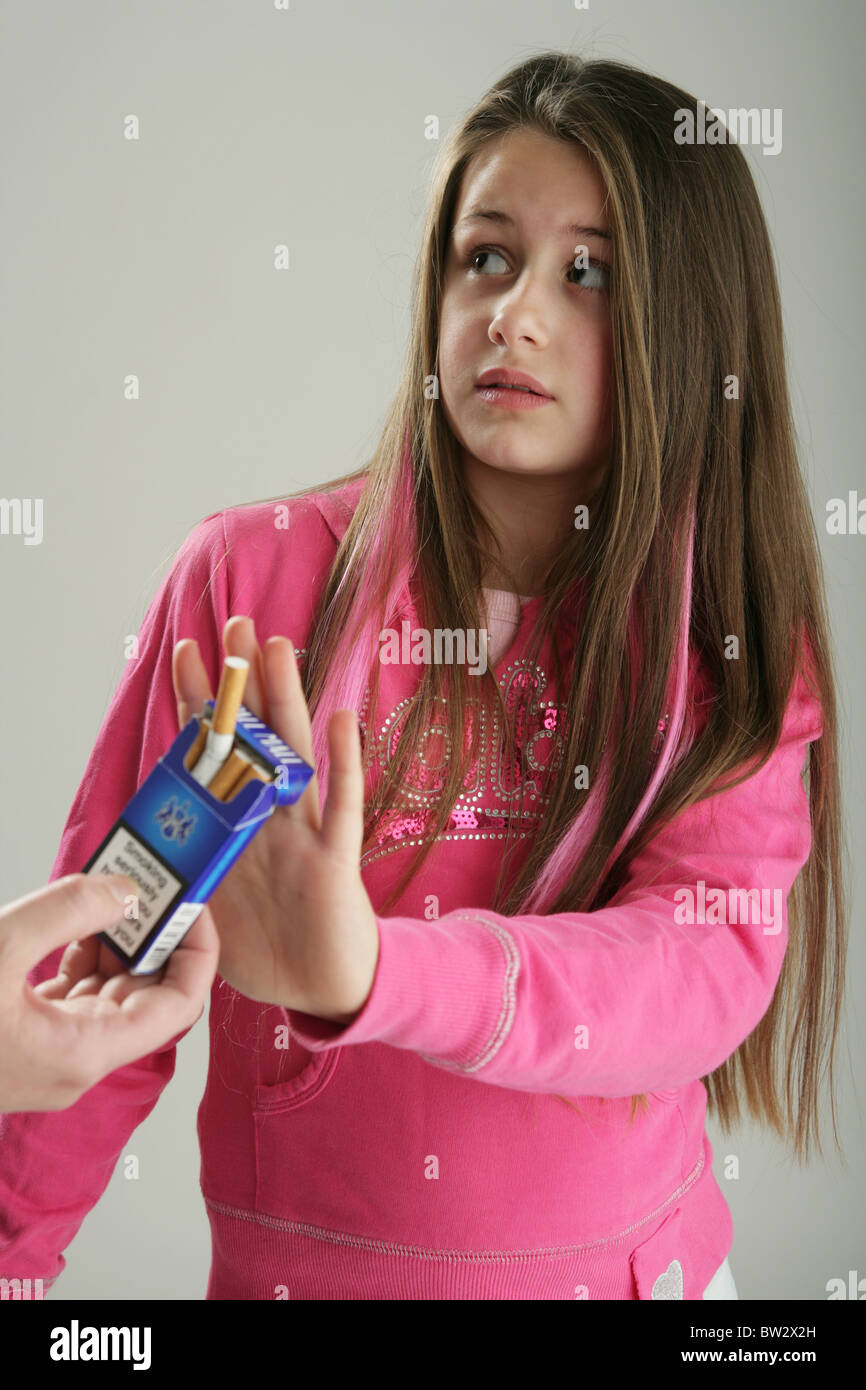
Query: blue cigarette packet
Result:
<box><xmin>82</xmin><ymin>701</ymin><xmax>315</xmax><ymax>975</ymax></box>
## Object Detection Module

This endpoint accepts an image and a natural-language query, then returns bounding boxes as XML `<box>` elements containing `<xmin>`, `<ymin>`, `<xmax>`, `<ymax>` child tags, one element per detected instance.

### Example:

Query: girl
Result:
<box><xmin>0</xmin><ymin>51</ymin><xmax>847</xmax><ymax>1301</ymax></box>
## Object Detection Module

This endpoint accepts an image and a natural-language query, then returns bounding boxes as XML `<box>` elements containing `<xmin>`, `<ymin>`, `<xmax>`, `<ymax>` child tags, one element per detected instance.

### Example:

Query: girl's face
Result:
<box><xmin>439</xmin><ymin>128</ymin><xmax>613</xmax><ymax>495</ymax></box>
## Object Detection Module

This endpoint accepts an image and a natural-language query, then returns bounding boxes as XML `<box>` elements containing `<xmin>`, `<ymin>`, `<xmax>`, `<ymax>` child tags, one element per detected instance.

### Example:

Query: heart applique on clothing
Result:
<box><xmin>651</xmin><ymin>1259</ymin><xmax>684</xmax><ymax>1299</ymax></box>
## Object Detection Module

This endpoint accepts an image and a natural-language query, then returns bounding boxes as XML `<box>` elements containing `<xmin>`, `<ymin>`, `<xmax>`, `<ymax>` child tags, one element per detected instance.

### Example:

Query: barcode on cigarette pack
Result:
<box><xmin>133</xmin><ymin>901</ymin><xmax>205</xmax><ymax>974</ymax></box>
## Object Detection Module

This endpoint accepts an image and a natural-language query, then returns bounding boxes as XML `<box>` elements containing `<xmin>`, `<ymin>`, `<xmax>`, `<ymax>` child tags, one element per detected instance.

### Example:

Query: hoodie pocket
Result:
<box><xmin>253</xmin><ymin>1047</ymin><xmax>340</xmax><ymax>1114</ymax></box>
<box><xmin>252</xmin><ymin>1039</ymin><xmax>341</xmax><ymax>1217</ymax></box>
<box><xmin>253</xmin><ymin>1005</ymin><xmax>342</xmax><ymax>1114</ymax></box>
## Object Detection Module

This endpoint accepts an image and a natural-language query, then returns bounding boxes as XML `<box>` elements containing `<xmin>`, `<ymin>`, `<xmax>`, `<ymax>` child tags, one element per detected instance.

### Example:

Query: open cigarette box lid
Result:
<box><xmin>83</xmin><ymin>700</ymin><xmax>314</xmax><ymax>975</ymax></box>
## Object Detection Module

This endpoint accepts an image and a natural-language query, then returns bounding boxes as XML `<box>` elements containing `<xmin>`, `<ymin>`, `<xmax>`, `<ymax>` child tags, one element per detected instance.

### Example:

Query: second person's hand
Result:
<box><xmin>1</xmin><ymin>875</ymin><xmax>219</xmax><ymax>1113</ymax></box>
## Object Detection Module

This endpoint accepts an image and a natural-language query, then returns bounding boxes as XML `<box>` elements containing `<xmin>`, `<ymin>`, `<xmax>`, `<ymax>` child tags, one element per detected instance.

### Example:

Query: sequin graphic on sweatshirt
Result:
<box><xmin>292</xmin><ymin>647</ymin><xmax>670</xmax><ymax>869</ymax></box>
<box><xmin>358</xmin><ymin>657</ymin><xmax>568</xmax><ymax>867</ymax></box>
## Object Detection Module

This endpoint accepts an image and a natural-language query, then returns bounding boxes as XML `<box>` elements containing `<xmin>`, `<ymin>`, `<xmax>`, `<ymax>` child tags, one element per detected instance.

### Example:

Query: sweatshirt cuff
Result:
<box><xmin>285</xmin><ymin>912</ymin><xmax>517</xmax><ymax>1069</ymax></box>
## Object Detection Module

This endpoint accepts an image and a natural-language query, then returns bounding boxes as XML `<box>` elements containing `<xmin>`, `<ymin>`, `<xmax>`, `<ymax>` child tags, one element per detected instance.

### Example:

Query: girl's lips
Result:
<box><xmin>474</xmin><ymin>384</ymin><xmax>554</xmax><ymax>410</ymax></box>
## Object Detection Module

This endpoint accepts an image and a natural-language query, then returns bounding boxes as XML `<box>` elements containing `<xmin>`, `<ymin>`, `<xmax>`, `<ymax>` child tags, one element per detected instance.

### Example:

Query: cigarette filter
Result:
<box><xmin>211</xmin><ymin>655</ymin><xmax>249</xmax><ymax>735</ymax></box>
<box><xmin>229</xmin><ymin>762</ymin><xmax>272</xmax><ymax>794</ymax></box>
<box><xmin>82</xmin><ymin>700</ymin><xmax>314</xmax><ymax>974</ymax></box>
<box><xmin>207</xmin><ymin>747</ymin><xmax>254</xmax><ymax>800</ymax></box>
<box><xmin>183</xmin><ymin>717</ymin><xmax>212</xmax><ymax>771</ymax></box>
<box><xmin>189</xmin><ymin>657</ymin><xmax>249</xmax><ymax>786</ymax></box>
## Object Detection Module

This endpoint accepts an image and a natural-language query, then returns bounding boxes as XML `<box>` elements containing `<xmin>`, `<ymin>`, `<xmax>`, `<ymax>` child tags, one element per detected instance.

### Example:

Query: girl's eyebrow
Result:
<box><xmin>455</xmin><ymin>206</ymin><xmax>611</xmax><ymax>242</ymax></box>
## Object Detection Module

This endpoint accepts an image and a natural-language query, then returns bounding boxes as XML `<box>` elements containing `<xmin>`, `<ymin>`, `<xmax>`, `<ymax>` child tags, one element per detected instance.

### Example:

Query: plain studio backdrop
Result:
<box><xmin>1</xmin><ymin>0</ymin><xmax>863</xmax><ymax>1301</ymax></box>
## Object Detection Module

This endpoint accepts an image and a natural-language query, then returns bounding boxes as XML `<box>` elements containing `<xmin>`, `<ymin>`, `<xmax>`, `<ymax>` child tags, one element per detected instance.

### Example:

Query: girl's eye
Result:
<box><xmin>464</xmin><ymin>245</ymin><xmax>610</xmax><ymax>294</ymax></box>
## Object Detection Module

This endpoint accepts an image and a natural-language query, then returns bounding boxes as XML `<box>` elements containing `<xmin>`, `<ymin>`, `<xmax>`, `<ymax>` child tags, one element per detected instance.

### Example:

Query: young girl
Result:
<box><xmin>0</xmin><ymin>51</ymin><xmax>847</xmax><ymax>1301</ymax></box>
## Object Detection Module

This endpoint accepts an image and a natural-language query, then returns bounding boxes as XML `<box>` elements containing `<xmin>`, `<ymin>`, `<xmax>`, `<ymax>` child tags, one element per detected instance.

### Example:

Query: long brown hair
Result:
<box><xmin>223</xmin><ymin>52</ymin><xmax>848</xmax><ymax>1165</ymax></box>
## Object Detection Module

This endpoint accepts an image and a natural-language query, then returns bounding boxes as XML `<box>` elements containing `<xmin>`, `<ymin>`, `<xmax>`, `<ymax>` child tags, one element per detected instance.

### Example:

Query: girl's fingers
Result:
<box><xmin>262</xmin><ymin>637</ymin><xmax>322</xmax><ymax>830</ymax></box>
<box><xmin>172</xmin><ymin>640</ymin><xmax>213</xmax><ymax>729</ymax></box>
<box><xmin>319</xmin><ymin>709</ymin><xmax>365</xmax><ymax>861</ymax></box>
<box><xmin>222</xmin><ymin>617</ymin><xmax>268</xmax><ymax>722</ymax></box>
<box><xmin>176</xmin><ymin>622</ymin><xmax>325</xmax><ymax>833</ymax></box>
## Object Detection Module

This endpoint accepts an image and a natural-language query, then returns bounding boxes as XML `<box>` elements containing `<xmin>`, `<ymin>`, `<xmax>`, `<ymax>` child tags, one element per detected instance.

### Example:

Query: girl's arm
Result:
<box><xmin>0</xmin><ymin>513</ymin><xmax>231</xmax><ymax>1288</ymax></box>
<box><xmin>286</xmin><ymin>665</ymin><xmax>823</xmax><ymax>1098</ymax></box>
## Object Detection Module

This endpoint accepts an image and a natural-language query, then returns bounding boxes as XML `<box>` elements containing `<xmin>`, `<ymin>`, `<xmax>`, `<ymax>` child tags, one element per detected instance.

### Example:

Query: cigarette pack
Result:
<box><xmin>82</xmin><ymin>700</ymin><xmax>314</xmax><ymax>974</ymax></box>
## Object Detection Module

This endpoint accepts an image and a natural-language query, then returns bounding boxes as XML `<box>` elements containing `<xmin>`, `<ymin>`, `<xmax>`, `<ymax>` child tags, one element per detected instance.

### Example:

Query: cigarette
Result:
<box><xmin>184</xmin><ymin>717</ymin><xmax>212</xmax><ymax>771</ymax></box>
<box><xmin>212</xmin><ymin>656</ymin><xmax>250</xmax><ymax>736</ymax></box>
<box><xmin>189</xmin><ymin>656</ymin><xmax>249</xmax><ymax>787</ymax></box>
<box><xmin>207</xmin><ymin>748</ymin><xmax>253</xmax><ymax>800</ymax></box>
<box><xmin>229</xmin><ymin>762</ymin><xmax>273</xmax><ymax>795</ymax></box>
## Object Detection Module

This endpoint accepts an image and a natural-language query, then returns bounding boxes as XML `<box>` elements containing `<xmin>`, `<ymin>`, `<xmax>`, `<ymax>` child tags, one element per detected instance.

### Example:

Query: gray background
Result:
<box><xmin>1</xmin><ymin>0</ymin><xmax>863</xmax><ymax>1300</ymax></box>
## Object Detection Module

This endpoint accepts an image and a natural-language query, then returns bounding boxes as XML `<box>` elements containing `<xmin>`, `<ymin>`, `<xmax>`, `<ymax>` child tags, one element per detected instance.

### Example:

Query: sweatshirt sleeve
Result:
<box><xmin>0</xmin><ymin>512</ymin><xmax>231</xmax><ymax>1287</ymax></box>
<box><xmin>287</xmin><ymin>664</ymin><xmax>824</xmax><ymax>1098</ymax></box>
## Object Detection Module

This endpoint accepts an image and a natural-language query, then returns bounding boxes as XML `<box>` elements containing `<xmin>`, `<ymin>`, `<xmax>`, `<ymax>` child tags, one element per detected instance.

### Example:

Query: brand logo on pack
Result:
<box><xmin>154</xmin><ymin>796</ymin><xmax>197</xmax><ymax>843</ymax></box>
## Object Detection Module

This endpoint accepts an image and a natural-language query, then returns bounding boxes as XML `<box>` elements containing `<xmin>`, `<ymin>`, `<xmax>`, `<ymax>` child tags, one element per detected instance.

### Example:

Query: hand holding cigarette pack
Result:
<box><xmin>83</xmin><ymin>656</ymin><xmax>314</xmax><ymax>974</ymax></box>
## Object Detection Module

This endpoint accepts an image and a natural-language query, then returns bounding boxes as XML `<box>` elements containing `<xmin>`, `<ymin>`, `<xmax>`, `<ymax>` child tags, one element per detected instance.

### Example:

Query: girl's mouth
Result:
<box><xmin>474</xmin><ymin>383</ymin><xmax>554</xmax><ymax>410</ymax></box>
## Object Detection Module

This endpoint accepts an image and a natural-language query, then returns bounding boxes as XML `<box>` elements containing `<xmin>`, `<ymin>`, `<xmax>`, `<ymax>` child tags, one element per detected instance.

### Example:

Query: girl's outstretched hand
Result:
<box><xmin>172</xmin><ymin>616</ymin><xmax>380</xmax><ymax>1023</ymax></box>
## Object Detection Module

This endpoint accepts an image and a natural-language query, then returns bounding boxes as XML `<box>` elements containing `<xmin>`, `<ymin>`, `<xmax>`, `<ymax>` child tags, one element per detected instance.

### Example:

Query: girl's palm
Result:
<box><xmin>171</xmin><ymin>617</ymin><xmax>379</xmax><ymax>1020</ymax></box>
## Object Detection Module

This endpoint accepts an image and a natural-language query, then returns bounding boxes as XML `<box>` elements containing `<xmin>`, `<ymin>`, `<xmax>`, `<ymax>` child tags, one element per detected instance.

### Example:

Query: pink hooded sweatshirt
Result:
<box><xmin>0</xmin><ymin>478</ymin><xmax>823</xmax><ymax>1300</ymax></box>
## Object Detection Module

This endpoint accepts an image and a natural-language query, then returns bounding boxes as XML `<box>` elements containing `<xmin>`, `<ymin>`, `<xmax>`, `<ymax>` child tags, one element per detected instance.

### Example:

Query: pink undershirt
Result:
<box><xmin>481</xmin><ymin>587</ymin><xmax>535</xmax><ymax>666</ymax></box>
